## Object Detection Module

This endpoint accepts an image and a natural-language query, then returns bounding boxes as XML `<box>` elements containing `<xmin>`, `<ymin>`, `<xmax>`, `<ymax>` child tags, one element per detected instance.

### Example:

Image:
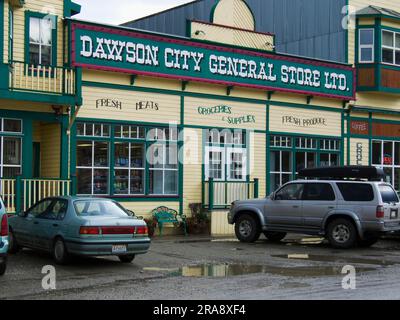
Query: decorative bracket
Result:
<box><xmin>227</xmin><ymin>86</ymin><xmax>234</xmax><ymax>96</ymax></box>
<box><xmin>130</xmin><ymin>74</ymin><xmax>137</xmax><ymax>86</ymax></box>
<box><xmin>306</xmin><ymin>95</ymin><xmax>313</xmax><ymax>105</ymax></box>
<box><xmin>267</xmin><ymin>91</ymin><xmax>275</xmax><ymax>100</ymax></box>
<box><xmin>182</xmin><ymin>81</ymin><xmax>189</xmax><ymax>91</ymax></box>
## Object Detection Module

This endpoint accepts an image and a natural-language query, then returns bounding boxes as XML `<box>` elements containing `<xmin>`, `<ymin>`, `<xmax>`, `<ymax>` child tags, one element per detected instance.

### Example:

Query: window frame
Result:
<box><xmin>76</xmin><ymin>122</ymin><xmax>180</xmax><ymax>197</ymax></box>
<box><xmin>269</xmin><ymin>135</ymin><xmax>341</xmax><ymax>192</ymax></box>
<box><xmin>371</xmin><ymin>139</ymin><xmax>400</xmax><ymax>191</ymax></box>
<box><xmin>25</xmin><ymin>11</ymin><xmax>58</xmax><ymax>67</ymax></box>
<box><xmin>204</xmin><ymin>129</ymin><xmax>247</xmax><ymax>182</ymax></box>
<box><xmin>358</xmin><ymin>28</ymin><xmax>375</xmax><ymax>64</ymax></box>
<box><xmin>381</xmin><ymin>29</ymin><xmax>400</xmax><ymax>67</ymax></box>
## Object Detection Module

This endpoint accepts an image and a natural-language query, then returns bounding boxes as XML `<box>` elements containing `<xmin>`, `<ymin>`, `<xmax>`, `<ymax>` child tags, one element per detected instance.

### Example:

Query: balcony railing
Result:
<box><xmin>0</xmin><ymin>177</ymin><xmax>71</xmax><ymax>214</ymax></box>
<box><xmin>203</xmin><ymin>178</ymin><xmax>259</xmax><ymax>210</ymax></box>
<box><xmin>9</xmin><ymin>61</ymin><xmax>76</xmax><ymax>95</ymax></box>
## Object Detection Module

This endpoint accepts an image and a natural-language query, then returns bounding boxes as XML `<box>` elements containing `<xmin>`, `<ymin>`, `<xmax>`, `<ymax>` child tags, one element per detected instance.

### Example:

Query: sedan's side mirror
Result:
<box><xmin>270</xmin><ymin>192</ymin><xmax>275</xmax><ymax>200</ymax></box>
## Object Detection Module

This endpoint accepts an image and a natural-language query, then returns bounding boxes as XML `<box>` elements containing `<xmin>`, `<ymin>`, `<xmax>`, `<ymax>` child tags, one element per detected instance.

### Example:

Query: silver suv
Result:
<box><xmin>228</xmin><ymin>171</ymin><xmax>400</xmax><ymax>248</ymax></box>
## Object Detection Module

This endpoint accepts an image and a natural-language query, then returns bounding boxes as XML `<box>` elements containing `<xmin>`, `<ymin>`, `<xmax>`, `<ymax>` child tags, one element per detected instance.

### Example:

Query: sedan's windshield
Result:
<box><xmin>74</xmin><ymin>200</ymin><xmax>129</xmax><ymax>217</ymax></box>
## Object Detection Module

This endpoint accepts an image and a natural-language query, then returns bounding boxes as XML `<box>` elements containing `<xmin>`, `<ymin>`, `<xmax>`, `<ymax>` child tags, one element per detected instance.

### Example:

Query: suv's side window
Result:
<box><xmin>337</xmin><ymin>183</ymin><xmax>374</xmax><ymax>201</ymax></box>
<box><xmin>303</xmin><ymin>183</ymin><xmax>336</xmax><ymax>201</ymax></box>
<box><xmin>275</xmin><ymin>183</ymin><xmax>304</xmax><ymax>201</ymax></box>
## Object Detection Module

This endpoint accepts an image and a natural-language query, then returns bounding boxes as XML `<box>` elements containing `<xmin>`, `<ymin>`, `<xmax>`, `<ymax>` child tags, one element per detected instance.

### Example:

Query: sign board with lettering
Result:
<box><xmin>269</xmin><ymin>105</ymin><xmax>342</xmax><ymax>136</ymax></box>
<box><xmin>71</xmin><ymin>22</ymin><xmax>355</xmax><ymax>100</ymax></box>
<box><xmin>350</xmin><ymin>120</ymin><xmax>369</xmax><ymax>135</ymax></box>
<box><xmin>184</xmin><ymin>97</ymin><xmax>266</xmax><ymax>130</ymax></box>
<box><xmin>350</xmin><ymin>139</ymin><xmax>369</xmax><ymax>166</ymax></box>
<box><xmin>80</xmin><ymin>86</ymin><xmax>180</xmax><ymax>123</ymax></box>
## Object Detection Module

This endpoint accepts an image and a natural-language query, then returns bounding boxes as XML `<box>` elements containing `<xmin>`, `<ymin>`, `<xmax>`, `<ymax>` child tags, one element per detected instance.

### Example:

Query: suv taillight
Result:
<box><xmin>376</xmin><ymin>205</ymin><xmax>385</xmax><ymax>219</ymax></box>
<box><xmin>0</xmin><ymin>214</ymin><xmax>8</xmax><ymax>237</ymax></box>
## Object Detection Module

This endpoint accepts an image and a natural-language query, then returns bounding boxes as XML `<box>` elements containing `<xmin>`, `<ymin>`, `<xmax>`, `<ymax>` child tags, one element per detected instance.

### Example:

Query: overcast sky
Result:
<box><xmin>73</xmin><ymin>0</ymin><xmax>194</xmax><ymax>25</ymax></box>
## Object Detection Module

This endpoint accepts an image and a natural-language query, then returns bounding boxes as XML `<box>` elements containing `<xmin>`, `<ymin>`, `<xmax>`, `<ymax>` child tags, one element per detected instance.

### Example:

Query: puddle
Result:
<box><xmin>177</xmin><ymin>263</ymin><xmax>374</xmax><ymax>278</ymax></box>
<box><xmin>283</xmin><ymin>237</ymin><xmax>326</xmax><ymax>245</ymax></box>
<box><xmin>143</xmin><ymin>267</ymin><xmax>179</xmax><ymax>272</ymax></box>
<box><xmin>273</xmin><ymin>254</ymin><xmax>397</xmax><ymax>266</ymax></box>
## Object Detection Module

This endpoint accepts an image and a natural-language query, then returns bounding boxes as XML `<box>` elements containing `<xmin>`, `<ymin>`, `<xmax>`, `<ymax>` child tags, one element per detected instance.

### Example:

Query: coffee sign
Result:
<box><xmin>71</xmin><ymin>22</ymin><xmax>355</xmax><ymax>100</ymax></box>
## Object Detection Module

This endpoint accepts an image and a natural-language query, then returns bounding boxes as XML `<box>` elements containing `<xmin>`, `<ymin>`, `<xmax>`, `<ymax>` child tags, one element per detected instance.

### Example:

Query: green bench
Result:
<box><xmin>152</xmin><ymin>206</ymin><xmax>187</xmax><ymax>236</ymax></box>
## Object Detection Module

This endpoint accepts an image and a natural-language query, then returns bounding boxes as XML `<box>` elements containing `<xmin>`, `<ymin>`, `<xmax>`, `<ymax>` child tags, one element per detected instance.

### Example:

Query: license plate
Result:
<box><xmin>112</xmin><ymin>244</ymin><xmax>127</xmax><ymax>253</ymax></box>
<box><xmin>391</xmin><ymin>209</ymin><xmax>398</xmax><ymax>219</ymax></box>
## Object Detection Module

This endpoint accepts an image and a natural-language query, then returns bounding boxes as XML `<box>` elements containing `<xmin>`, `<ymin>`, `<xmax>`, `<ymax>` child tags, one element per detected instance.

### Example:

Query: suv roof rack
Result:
<box><xmin>298</xmin><ymin>166</ymin><xmax>385</xmax><ymax>181</ymax></box>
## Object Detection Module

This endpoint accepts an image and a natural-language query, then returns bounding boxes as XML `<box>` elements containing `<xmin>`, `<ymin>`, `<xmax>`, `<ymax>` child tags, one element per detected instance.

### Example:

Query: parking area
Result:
<box><xmin>2</xmin><ymin>234</ymin><xmax>400</xmax><ymax>300</ymax></box>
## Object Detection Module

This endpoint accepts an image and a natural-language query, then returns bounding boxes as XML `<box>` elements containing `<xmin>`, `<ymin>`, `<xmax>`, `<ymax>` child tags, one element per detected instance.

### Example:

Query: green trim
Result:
<box><xmin>64</xmin><ymin>0</ymin><xmax>81</xmax><ymax>18</ymax></box>
<box><xmin>60</xmin><ymin>114</ymin><xmax>69</xmax><ymax>179</ymax></box>
<box><xmin>0</xmin><ymin>87</ymin><xmax>77</xmax><ymax>105</ymax></box>
<box><xmin>8</xmin><ymin>5</ymin><xmax>13</xmax><ymax>62</ymax></box>
<box><xmin>22</xmin><ymin>118</ymin><xmax>33</xmax><ymax>179</ymax></box>
<box><xmin>82</xmin><ymin>81</ymin><xmax>344</xmax><ymax>113</ymax></box>
<box><xmin>70</xmin><ymin>105</ymin><xmax>77</xmax><ymax>194</ymax></box>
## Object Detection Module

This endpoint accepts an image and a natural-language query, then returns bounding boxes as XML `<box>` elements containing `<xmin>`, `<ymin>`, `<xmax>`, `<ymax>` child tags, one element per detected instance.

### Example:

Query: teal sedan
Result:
<box><xmin>0</xmin><ymin>198</ymin><xmax>8</xmax><ymax>275</ymax></box>
<box><xmin>8</xmin><ymin>197</ymin><xmax>151</xmax><ymax>265</ymax></box>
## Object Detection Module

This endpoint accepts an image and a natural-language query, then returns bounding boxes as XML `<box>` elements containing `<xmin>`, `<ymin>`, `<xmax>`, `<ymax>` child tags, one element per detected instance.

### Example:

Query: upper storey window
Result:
<box><xmin>27</xmin><ymin>13</ymin><xmax>56</xmax><ymax>66</ymax></box>
<box><xmin>382</xmin><ymin>30</ymin><xmax>400</xmax><ymax>66</ymax></box>
<box><xmin>358</xmin><ymin>29</ymin><xmax>374</xmax><ymax>63</ymax></box>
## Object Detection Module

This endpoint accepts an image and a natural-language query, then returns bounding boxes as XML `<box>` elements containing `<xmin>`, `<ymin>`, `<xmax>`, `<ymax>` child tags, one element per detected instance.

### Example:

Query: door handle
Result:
<box><xmin>293</xmin><ymin>205</ymin><xmax>300</xmax><ymax>208</ymax></box>
<box><xmin>53</xmin><ymin>224</ymin><xmax>59</xmax><ymax>227</ymax></box>
<box><xmin>33</xmin><ymin>221</ymin><xmax>39</xmax><ymax>225</ymax></box>
<box><xmin>328</xmin><ymin>206</ymin><xmax>335</xmax><ymax>209</ymax></box>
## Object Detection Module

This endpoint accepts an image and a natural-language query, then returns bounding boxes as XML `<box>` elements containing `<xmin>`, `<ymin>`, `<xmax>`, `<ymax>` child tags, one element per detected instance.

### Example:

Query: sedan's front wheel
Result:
<box><xmin>235</xmin><ymin>214</ymin><xmax>261</xmax><ymax>243</ymax></box>
<box><xmin>119</xmin><ymin>255</ymin><xmax>135</xmax><ymax>263</ymax></box>
<box><xmin>8</xmin><ymin>229</ymin><xmax>20</xmax><ymax>254</ymax></box>
<box><xmin>53</xmin><ymin>238</ymin><xmax>70</xmax><ymax>265</ymax></box>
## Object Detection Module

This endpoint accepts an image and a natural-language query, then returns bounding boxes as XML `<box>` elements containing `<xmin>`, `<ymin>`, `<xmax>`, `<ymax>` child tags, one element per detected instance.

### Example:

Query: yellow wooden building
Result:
<box><xmin>1</xmin><ymin>0</ymin><xmax>400</xmax><ymax>235</ymax></box>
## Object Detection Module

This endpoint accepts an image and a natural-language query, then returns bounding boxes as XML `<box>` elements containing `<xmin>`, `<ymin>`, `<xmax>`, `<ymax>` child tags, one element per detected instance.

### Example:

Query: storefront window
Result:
<box><xmin>76</xmin><ymin>140</ymin><xmax>109</xmax><ymax>195</ymax></box>
<box><xmin>372</xmin><ymin>140</ymin><xmax>400</xmax><ymax>190</ymax></box>
<box><xmin>205</xmin><ymin>129</ymin><xmax>247</xmax><ymax>182</ymax></box>
<box><xmin>76</xmin><ymin>122</ymin><xmax>178</xmax><ymax>196</ymax></box>
<box><xmin>269</xmin><ymin>135</ymin><xmax>341</xmax><ymax>191</ymax></box>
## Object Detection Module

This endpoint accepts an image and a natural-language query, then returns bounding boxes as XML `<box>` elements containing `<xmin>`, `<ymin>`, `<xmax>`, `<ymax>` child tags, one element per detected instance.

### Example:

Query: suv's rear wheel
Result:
<box><xmin>327</xmin><ymin>218</ymin><xmax>357</xmax><ymax>249</ymax></box>
<box><xmin>264</xmin><ymin>231</ymin><xmax>287</xmax><ymax>242</ymax></box>
<box><xmin>235</xmin><ymin>214</ymin><xmax>261</xmax><ymax>243</ymax></box>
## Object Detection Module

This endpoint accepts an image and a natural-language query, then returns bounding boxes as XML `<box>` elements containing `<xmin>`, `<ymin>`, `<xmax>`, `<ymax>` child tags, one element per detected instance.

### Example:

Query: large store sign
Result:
<box><xmin>71</xmin><ymin>23</ymin><xmax>355</xmax><ymax>100</ymax></box>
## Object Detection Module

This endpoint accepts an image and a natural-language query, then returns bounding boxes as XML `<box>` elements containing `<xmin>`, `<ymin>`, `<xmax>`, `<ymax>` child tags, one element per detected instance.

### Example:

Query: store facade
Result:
<box><xmin>3</xmin><ymin>0</ymin><xmax>400</xmax><ymax>235</ymax></box>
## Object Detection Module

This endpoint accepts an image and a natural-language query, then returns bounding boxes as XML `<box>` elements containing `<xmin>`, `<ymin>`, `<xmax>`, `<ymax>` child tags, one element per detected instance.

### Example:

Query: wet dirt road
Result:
<box><xmin>1</xmin><ymin>235</ymin><xmax>400</xmax><ymax>300</ymax></box>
